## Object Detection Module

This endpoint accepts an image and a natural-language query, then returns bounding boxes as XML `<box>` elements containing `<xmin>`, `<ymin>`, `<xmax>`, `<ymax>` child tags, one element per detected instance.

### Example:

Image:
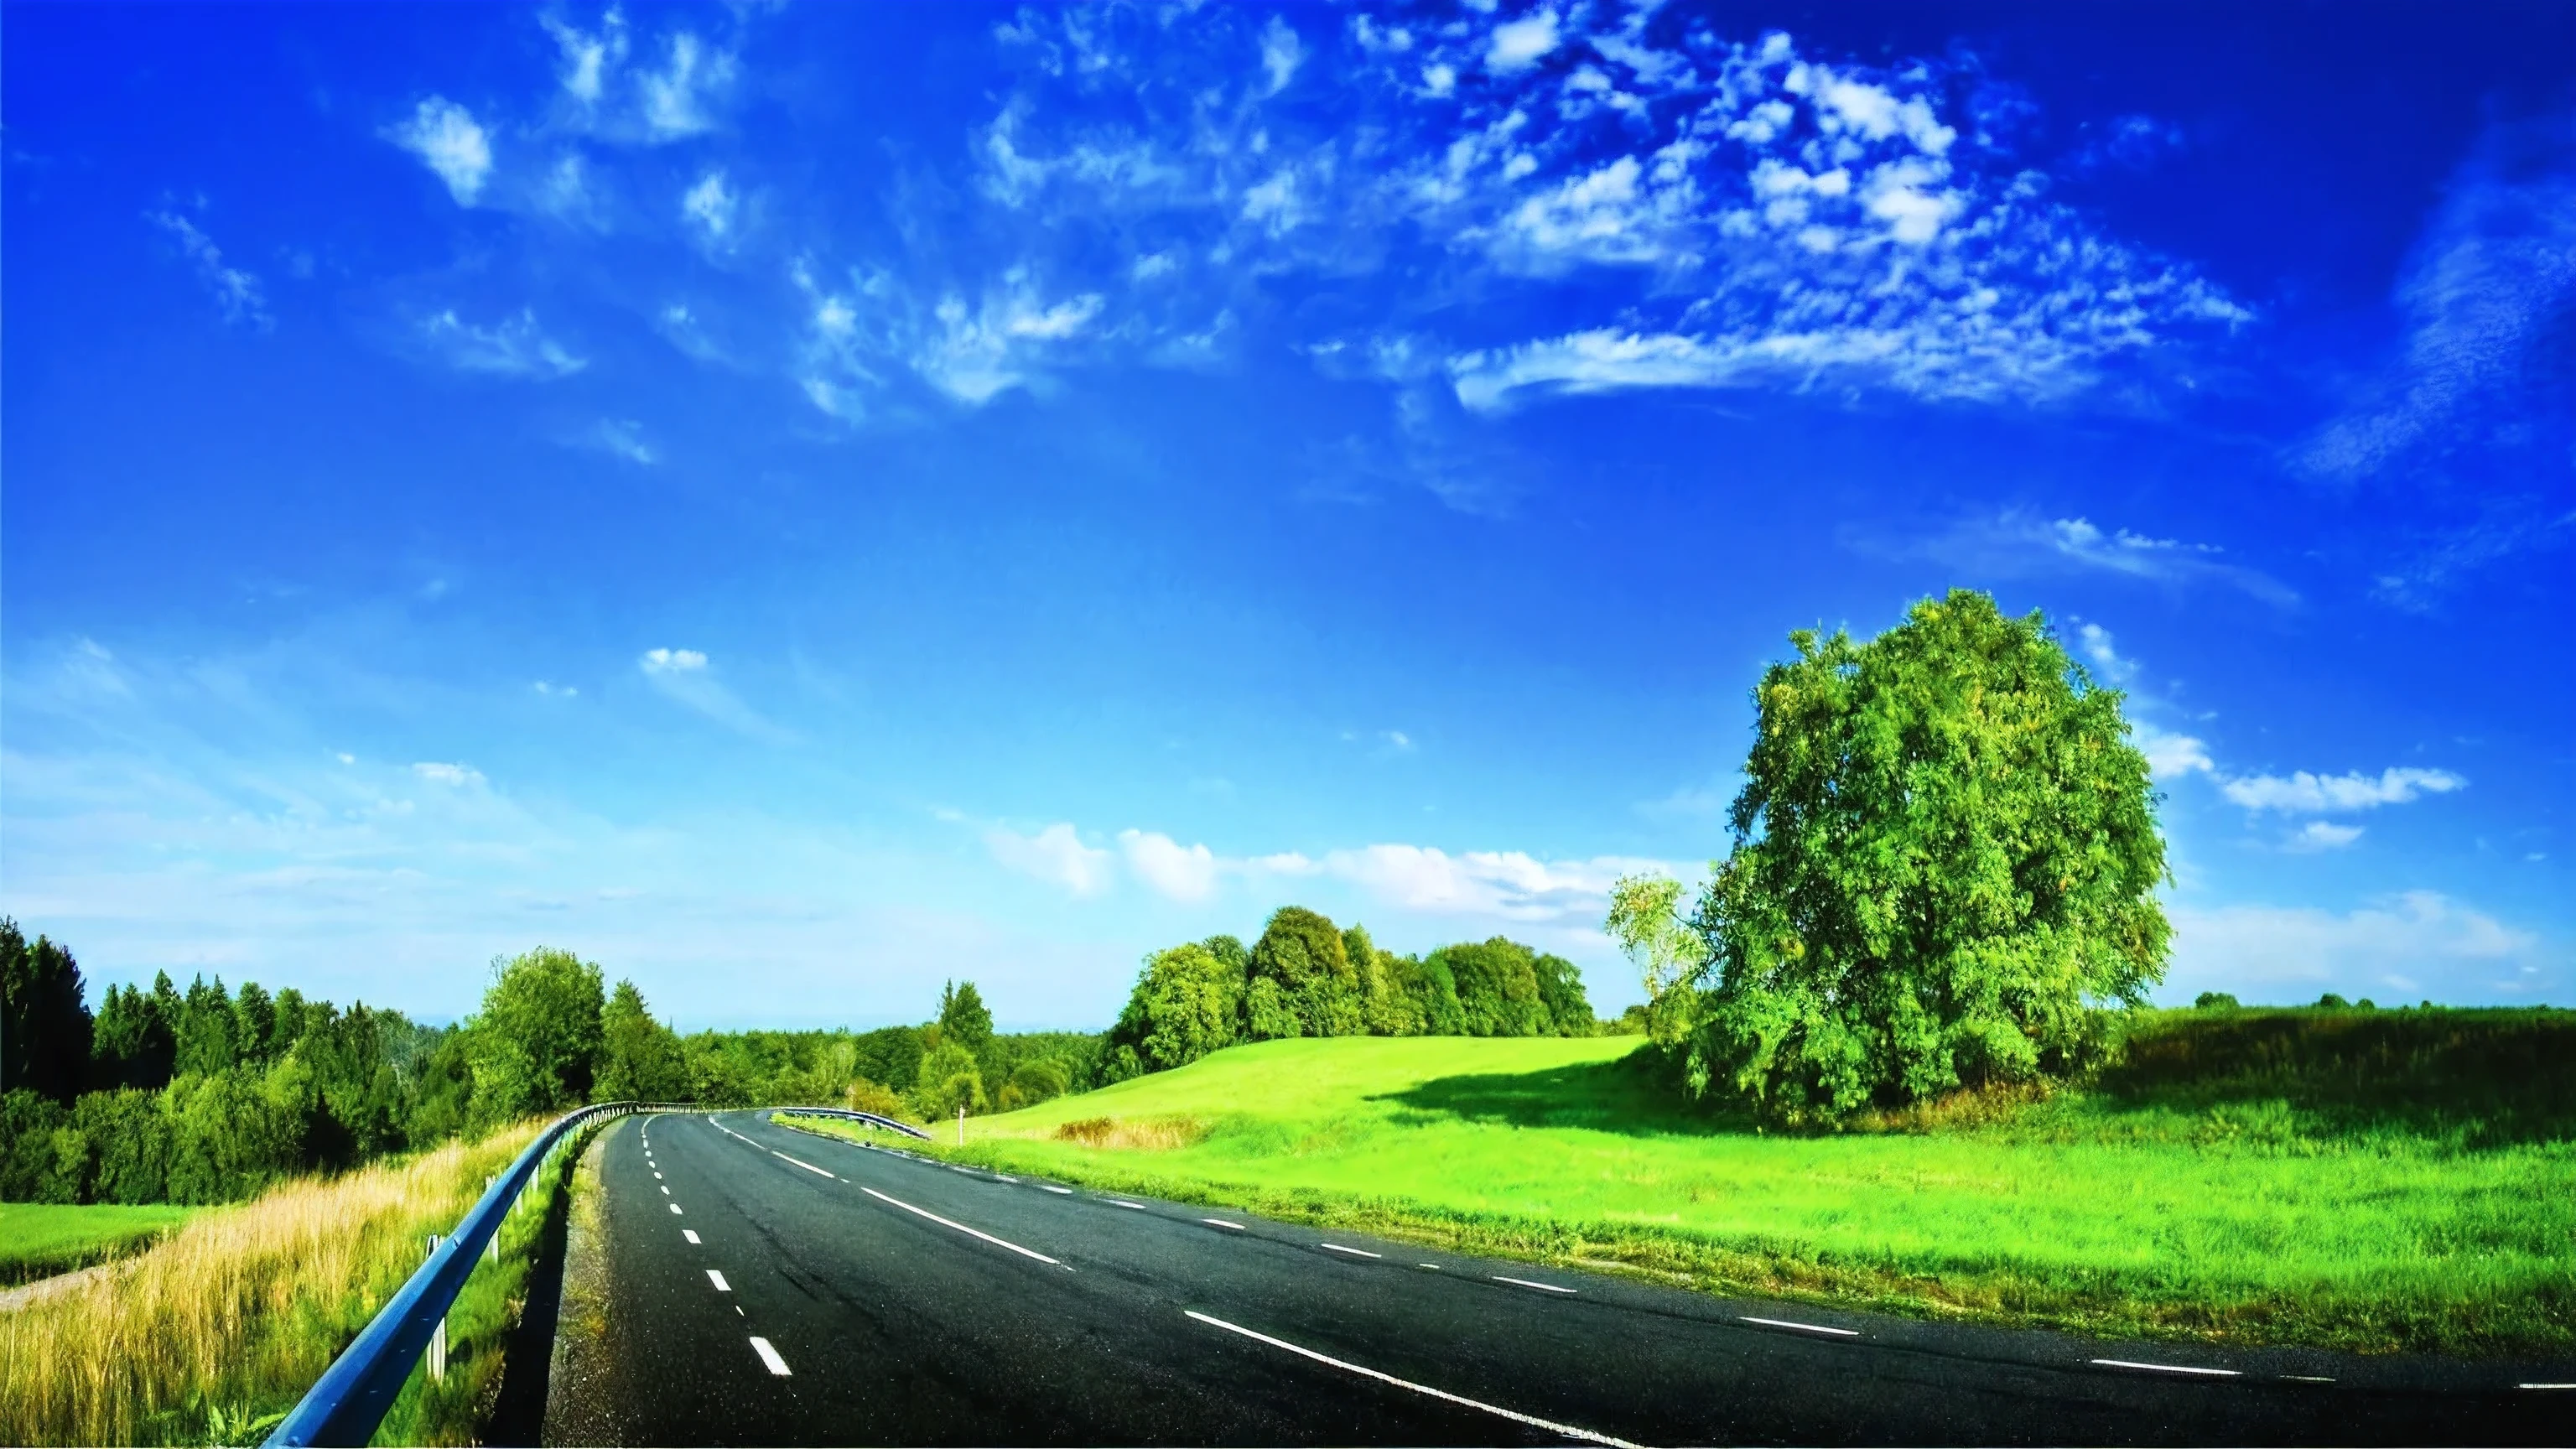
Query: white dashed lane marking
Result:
<box><xmin>1493</xmin><ymin>1275</ymin><xmax>1573</xmax><ymax>1295</ymax></box>
<box><xmin>1184</xmin><ymin>1311</ymin><xmax>1638</xmax><ymax>1449</ymax></box>
<box><xmin>683</xmin><ymin>1229</ymin><xmax>700</xmax><ymax>1244</ymax></box>
<box><xmin>771</xmin><ymin>1150</ymin><xmax>838</xmax><ymax>1179</ymax></box>
<box><xmin>1105</xmin><ymin>1199</ymin><xmax>1150</xmax><ymax>1212</ymax></box>
<box><xmin>1742</xmin><ymin>1316</ymin><xmax>1857</xmax><ymax>1337</ymax></box>
<box><xmin>749</xmin><ymin>1337</ymin><xmax>792</xmax><ymax>1376</ymax></box>
<box><xmin>1039</xmin><ymin>1185</ymin><xmax>1074</xmax><ymax>1195</ymax></box>
<box><xmin>1320</xmin><ymin>1243</ymin><xmax>1382</xmax><ymax>1259</ymax></box>
<box><xmin>668</xmin><ymin>1203</ymin><xmax>683</xmax><ymax>1216</ymax></box>
<box><xmin>860</xmin><ymin>1186</ymin><xmax>1067</xmax><ymax>1268</ymax></box>
<box><xmin>2090</xmin><ymin>1358</ymin><xmax>2240</xmax><ymax>1378</ymax></box>
<box><xmin>707</xmin><ymin>1270</ymin><xmax>730</xmax><ymax>1292</ymax></box>
<box><xmin>1202</xmin><ymin>1218</ymin><xmax>1245</xmax><ymax>1231</ymax></box>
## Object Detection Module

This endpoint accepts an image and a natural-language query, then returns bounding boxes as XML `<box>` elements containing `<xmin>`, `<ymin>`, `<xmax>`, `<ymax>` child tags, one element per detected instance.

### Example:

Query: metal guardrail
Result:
<box><xmin>266</xmin><ymin>1099</ymin><xmax>690</xmax><ymax>1447</ymax></box>
<box><xmin>772</xmin><ymin>1104</ymin><xmax>937</xmax><ymax>1141</ymax></box>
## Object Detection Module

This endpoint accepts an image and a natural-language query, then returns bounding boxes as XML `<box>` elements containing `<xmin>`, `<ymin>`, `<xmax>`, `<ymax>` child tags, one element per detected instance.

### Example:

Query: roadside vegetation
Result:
<box><xmin>844</xmin><ymin>1006</ymin><xmax>2574</xmax><ymax>1356</ymax></box>
<box><xmin>0</xmin><ymin>1119</ymin><xmax>565</xmax><ymax>1446</ymax></box>
<box><xmin>0</xmin><ymin>1203</ymin><xmax>197</xmax><ymax>1288</ymax></box>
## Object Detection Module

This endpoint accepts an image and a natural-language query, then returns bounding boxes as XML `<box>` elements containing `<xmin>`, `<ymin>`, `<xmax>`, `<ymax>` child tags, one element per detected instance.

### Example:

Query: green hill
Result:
<box><xmin>787</xmin><ymin>1016</ymin><xmax>2576</xmax><ymax>1356</ymax></box>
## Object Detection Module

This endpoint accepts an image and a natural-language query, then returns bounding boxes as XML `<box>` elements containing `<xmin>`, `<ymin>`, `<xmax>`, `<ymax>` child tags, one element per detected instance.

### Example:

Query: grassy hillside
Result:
<box><xmin>0</xmin><ymin>1204</ymin><xmax>199</xmax><ymax>1287</ymax></box>
<box><xmin>0</xmin><ymin>1119</ymin><xmax>580</xmax><ymax>1447</ymax></box>
<box><xmin>801</xmin><ymin>1011</ymin><xmax>2576</xmax><ymax>1356</ymax></box>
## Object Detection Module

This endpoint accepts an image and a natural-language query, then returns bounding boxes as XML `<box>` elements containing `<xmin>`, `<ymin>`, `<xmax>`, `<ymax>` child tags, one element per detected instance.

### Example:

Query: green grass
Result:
<box><xmin>0</xmin><ymin>1203</ymin><xmax>199</xmax><ymax>1287</ymax></box>
<box><xmin>791</xmin><ymin>1014</ymin><xmax>2576</xmax><ymax>1357</ymax></box>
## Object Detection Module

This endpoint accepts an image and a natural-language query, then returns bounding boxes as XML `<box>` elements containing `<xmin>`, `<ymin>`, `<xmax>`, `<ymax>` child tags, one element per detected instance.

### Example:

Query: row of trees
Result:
<box><xmin>0</xmin><ymin>932</ymin><xmax>1093</xmax><ymax>1206</ymax></box>
<box><xmin>1100</xmin><ymin>906</ymin><xmax>1597</xmax><ymax>1082</ymax></box>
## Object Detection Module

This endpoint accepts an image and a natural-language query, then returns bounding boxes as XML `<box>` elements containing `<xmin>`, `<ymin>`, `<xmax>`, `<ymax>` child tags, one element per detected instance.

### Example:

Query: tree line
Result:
<box><xmin>0</xmin><ymin>927</ymin><xmax>1094</xmax><ymax>1207</ymax></box>
<box><xmin>1099</xmin><ymin>905</ymin><xmax>1602</xmax><ymax>1082</ymax></box>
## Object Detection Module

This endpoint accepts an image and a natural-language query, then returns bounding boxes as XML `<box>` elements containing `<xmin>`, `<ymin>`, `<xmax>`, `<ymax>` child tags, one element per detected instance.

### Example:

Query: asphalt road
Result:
<box><xmin>546</xmin><ymin>1109</ymin><xmax>2570</xmax><ymax>1446</ymax></box>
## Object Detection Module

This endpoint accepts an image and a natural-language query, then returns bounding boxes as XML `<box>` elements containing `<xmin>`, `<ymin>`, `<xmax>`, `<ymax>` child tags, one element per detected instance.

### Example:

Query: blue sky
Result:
<box><xmin>5</xmin><ymin>1</ymin><xmax>2570</xmax><ymax>1030</ymax></box>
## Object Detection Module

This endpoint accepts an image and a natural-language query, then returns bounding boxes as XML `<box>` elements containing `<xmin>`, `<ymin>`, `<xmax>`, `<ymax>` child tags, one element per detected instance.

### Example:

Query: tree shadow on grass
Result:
<box><xmin>1368</xmin><ymin>1045</ymin><xmax>1760</xmax><ymax>1139</ymax></box>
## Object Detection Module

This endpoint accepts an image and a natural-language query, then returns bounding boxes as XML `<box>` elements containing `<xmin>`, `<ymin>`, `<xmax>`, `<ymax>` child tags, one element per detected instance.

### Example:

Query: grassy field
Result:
<box><xmin>795</xmin><ymin>1010</ymin><xmax>2576</xmax><ymax>1357</ymax></box>
<box><xmin>0</xmin><ymin>1204</ymin><xmax>200</xmax><ymax>1288</ymax></box>
<box><xmin>0</xmin><ymin>1119</ymin><xmax>590</xmax><ymax>1447</ymax></box>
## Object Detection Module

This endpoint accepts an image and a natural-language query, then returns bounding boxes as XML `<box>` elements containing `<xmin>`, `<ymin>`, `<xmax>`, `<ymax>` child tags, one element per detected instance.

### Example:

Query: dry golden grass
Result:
<box><xmin>0</xmin><ymin>1123</ymin><xmax>541</xmax><ymax>1447</ymax></box>
<box><xmin>1050</xmin><ymin>1114</ymin><xmax>1208</xmax><ymax>1151</ymax></box>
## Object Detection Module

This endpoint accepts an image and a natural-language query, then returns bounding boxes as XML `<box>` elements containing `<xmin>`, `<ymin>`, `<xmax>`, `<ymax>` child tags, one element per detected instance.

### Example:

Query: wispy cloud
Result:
<box><xmin>1876</xmin><ymin>509</ymin><xmax>2298</xmax><ymax>607</ymax></box>
<box><xmin>2168</xmin><ymin>891</ymin><xmax>2550</xmax><ymax>1002</ymax></box>
<box><xmin>637</xmin><ymin>647</ymin><xmax>792</xmax><ymax>744</ymax></box>
<box><xmin>1118</xmin><ymin>828</ymin><xmax>1220</xmax><ymax>901</ymax></box>
<box><xmin>795</xmin><ymin>262</ymin><xmax>1106</xmax><ymax>417</ymax></box>
<box><xmin>577</xmin><ymin>418</ymin><xmax>657</xmax><ymax>465</ymax></box>
<box><xmin>2284</xmin><ymin>820</ymin><xmax>2364</xmax><ymax>852</ymax></box>
<box><xmin>384</xmin><ymin>97</ymin><xmax>493</xmax><ymax>205</ymax></box>
<box><xmin>145</xmin><ymin>208</ymin><xmax>272</xmax><ymax>330</ymax></box>
<box><xmin>2296</xmin><ymin>111</ymin><xmax>2574</xmax><ymax>492</ymax></box>
<box><xmin>413</xmin><ymin>308</ymin><xmax>585</xmax><ymax>378</ymax></box>
<box><xmin>411</xmin><ymin>761</ymin><xmax>486</xmax><ymax>788</ymax></box>
<box><xmin>682</xmin><ymin>169</ymin><xmax>738</xmax><ymax>246</ymax></box>
<box><xmin>988</xmin><ymin>822</ymin><xmax>1115</xmax><ymax>896</ymax></box>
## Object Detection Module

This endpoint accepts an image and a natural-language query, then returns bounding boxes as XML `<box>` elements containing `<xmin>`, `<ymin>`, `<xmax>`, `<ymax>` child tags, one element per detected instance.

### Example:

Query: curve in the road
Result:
<box><xmin>539</xmin><ymin>1109</ymin><xmax>2570</xmax><ymax>1446</ymax></box>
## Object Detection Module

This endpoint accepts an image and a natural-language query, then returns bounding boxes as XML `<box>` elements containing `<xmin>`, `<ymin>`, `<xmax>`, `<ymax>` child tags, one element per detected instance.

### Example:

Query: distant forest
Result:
<box><xmin>0</xmin><ymin>906</ymin><xmax>1623</xmax><ymax>1208</ymax></box>
<box><xmin>0</xmin><ymin>920</ymin><xmax>1090</xmax><ymax>1208</ymax></box>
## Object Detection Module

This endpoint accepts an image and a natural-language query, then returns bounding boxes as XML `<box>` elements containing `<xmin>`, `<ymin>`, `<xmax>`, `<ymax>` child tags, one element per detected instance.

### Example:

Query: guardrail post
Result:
<box><xmin>423</xmin><ymin>1235</ymin><xmax>445</xmax><ymax>1383</ymax></box>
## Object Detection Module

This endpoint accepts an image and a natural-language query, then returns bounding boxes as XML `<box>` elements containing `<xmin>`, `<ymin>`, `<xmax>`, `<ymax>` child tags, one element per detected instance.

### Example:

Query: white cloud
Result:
<box><xmin>968</xmin><ymin>15</ymin><xmax>2246</xmax><ymax>425</ymax></box>
<box><xmin>637</xmin><ymin>648</ymin><xmax>792</xmax><ymax>745</ymax></box>
<box><xmin>1119</xmin><ymin>829</ymin><xmax>1220</xmax><ymax>901</ymax></box>
<box><xmin>2135</xmin><ymin>723</ymin><xmax>2215</xmax><ymax>782</ymax></box>
<box><xmin>543</xmin><ymin>9</ymin><xmax>629</xmax><ymax>105</ymax></box>
<box><xmin>1317</xmin><ymin>844</ymin><xmax>1670</xmax><ymax>922</ymax></box>
<box><xmin>583</xmin><ymin>418</ymin><xmax>657</xmax><ymax>465</ymax></box>
<box><xmin>145</xmin><ymin>210</ymin><xmax>272</xmax><ymax>330</ymax></box>
<box><xmin>1877</xmin><ymin>510</ymin><xmax>2298</xmax><ymax>607</ymax></box>
<box><xmin>2297</xmin><ymin>112</ymin><xmax>2574</xmax><ymax>491</ymax></box>
<box><xmin>383</xmin><ymin>97</ymin><xmax>492</xmax><ymax>205</ymax></box>
<box><xmin>1484</xmin><ymin>9</ymin><xmax>1560</xmax><ymax>73</ymax></box>
<box><xmin>2220</xmin><ymin>766</ymin><xmax>2466</xmax><ymax>813</ymax></box>
<box><xmin>796</xmin><ymin>263</ymin><xmax>1106</xmax><ymax>414</ymax></box>
<box><xmin>639</xmin><ymin>32</ymin><xmax>734</xmax><ymax>138</ymax></box>
<box><xmin>532</xmin><ymin>681</ymin><xmax>579</xmax><ymax>698</ymax></box>
<box><xmin>682</xmin><ymin>169</ymin><xmax>737</xmax><ymax>244</ymax></box>
<box><xmin>2285</xmin><ymin>821</ymin><xmax>2365</xmax><ymax>852</ymax></box>
<box><xmin>986</xmin><ymin>823</ymin><xmax>1114</xmax><ymax>896</ymax></box>
<box><xmin>1258</xmin><ymin>16</ymin><xmax>1303</xmax><ymax>96</ymax></box>
<box><xmin>2168</xmin><ymin>891</ymin><xmax>2547</xmax><ymax>1001</ymax></box>
<box><xmin>411</xmin><ymin>761</ymin><xmax>486</xmax><ymax>788</ymax></box>
<box><xmin>415</xmin><ymin>309</ymin><xmax>586</xmax><ymax>379</ymax></box>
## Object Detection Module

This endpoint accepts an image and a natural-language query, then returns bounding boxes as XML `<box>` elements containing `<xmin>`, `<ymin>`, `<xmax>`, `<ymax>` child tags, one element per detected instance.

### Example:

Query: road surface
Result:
<box><xmin>538</xmin><ymin>1109</ymin><xmax>2569</xmax><ymax>1446</ymax></box>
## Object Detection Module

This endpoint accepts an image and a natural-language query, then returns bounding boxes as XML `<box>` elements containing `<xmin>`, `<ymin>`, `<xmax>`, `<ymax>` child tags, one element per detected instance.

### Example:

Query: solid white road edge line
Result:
<box><xmin>2521</xmin><ymin>1383</ymin><xmax>2576</xmax><ymax>1389</ymax></box>
<box><xmin>860</xmin><ymin>1185</ymin><xmax>1067</xmax><ymax>1267</ymax></box>
<box><xmin>1039</xmin><ymin>1185</ymin><xmax>1074</xmax><ymax>1195</ymax></box>
<box><xmin>1741</xmin><ymin>1316</ymin><xmax>1857</xmax><ymax>1337</ymax></box>
<box><xmin>1106</xmin><ymin>1199</ymin><xmax>1150</xmax><ymax>1211</ymax></box>
<box><xmin>1320</xmin><ymin>1243</ymin><xmax>1382</xmax><ymax>1259</ymax></box>
<box><xmin>708</xmin><ymin>1270</ymin><xmax>730</xmax><ymax>1291</ymax></box>
<box><xmin>2282</xmin><ymin>1374</ymin><xmax>2335</xmax><ymax>1384</ymax></box>
<box><xmin>1183</xmin><ymin>1311</ymin><xmax>1639</xmax><ymax>1449</ymax></box>
<box><xmin>683</xmin><ymin>1229</ymin><xmax>701</xmax><ymax>1244</ymax></box>
<box><xmin>2090</xmin><ymin>1358</ymin><xmax>2240</xmax><ymax>1378</ymax></box>
<box><xmin>1202</xmin><ymin>1218</ymin><xmax>1245</xmax><ymax>1230</ymax></box>
<box><xmin>1493</xmin><ymin>1275</ymin><xmax>1574</xmax><ymax>1295</ymax></box>
<box><xmin>749</xmin><ymin>1336</ymin><xmax>792</xmax><ymax>1376</ymax></box>
<box><xmin>771</xmin><ymin>1150</ymin><xmax>838</xmax><ymax>1179</ymax></box>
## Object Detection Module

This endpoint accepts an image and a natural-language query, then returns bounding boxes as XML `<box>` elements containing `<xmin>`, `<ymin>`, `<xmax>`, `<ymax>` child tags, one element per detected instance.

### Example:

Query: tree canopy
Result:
<box><xmin>1630</xmin><ymin>591</ymin><xmax>2170</xmax><ymax>1123</ymax></box>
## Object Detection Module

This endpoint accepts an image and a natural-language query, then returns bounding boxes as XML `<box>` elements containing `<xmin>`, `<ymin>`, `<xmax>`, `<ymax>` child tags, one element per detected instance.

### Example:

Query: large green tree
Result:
<box><xmin>597</xmin><ymin>980</ymin><xmax>689</xmax><ymax>1102</ymax></box>
<box><xmin>467</xmin><ymin>947</ymin><xmax>605</xmax><ymax>1124</ymax></box>
<box><xmin>1246</xmin><ymin>906</ymin><xmax>1363</xmax><ymax>1039</ymax></box>
<box><xmin>937</xmin><ymin>980</ymin><xmax>995</xmax><ymax>1053</ymax></box>
<box><xmin>1102</xmin><ymin>941</ymin><xmax>1244</xmax><ymax>1079</ymax></box>
<box><xmin>1676</xmin><ymin>591</ymin><xmax>2168</xmax><ymax>1122</ymax></box>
